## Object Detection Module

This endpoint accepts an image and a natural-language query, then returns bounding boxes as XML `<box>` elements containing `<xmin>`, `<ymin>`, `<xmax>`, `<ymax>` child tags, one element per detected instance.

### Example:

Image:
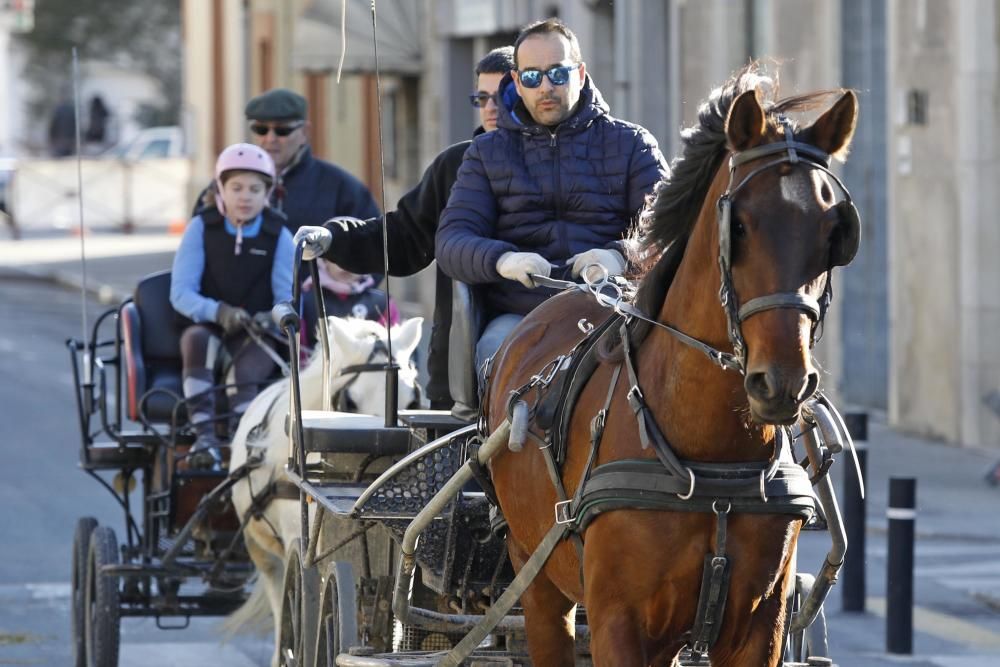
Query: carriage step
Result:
<box><xmin>288</xmin><ymin>410</ymin><xmax>412</xmax><ymax>456</ymax></box>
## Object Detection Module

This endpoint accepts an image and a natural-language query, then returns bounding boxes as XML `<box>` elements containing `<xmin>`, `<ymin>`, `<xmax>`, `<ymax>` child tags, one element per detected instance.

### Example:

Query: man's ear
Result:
<box><xmin>512</xmin><ymin>71</ymin><xmax>524</xmax><ymax>97</ymax></box>
<box><xmin>577</xmin><ymin>61</ymin><xmax>586</xmax><ymax>81</ymax></box>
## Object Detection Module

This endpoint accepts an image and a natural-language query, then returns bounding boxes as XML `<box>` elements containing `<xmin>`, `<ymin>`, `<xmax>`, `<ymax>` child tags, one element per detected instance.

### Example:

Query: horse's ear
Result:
<box><xmin>802</xmin><ymin>90</ymin><xmax>858</xmax><ymax>161</ymax></box>
<box><xmin>726</xmin><ymin>89</ymin><xmax>767</xmax><ymax>152</ymax></box>
<box><xmin>391</xmin><ymin>317</ymin><xmax>423</xmax><ymax>360</ymax></box>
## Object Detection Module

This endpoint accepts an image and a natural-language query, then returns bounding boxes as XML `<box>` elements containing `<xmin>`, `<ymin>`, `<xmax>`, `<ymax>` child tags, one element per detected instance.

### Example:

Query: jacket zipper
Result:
<box><xmin>548</xmin><ymin>128</ymin><xmax>569</xmax><ymax>260</ymax></box>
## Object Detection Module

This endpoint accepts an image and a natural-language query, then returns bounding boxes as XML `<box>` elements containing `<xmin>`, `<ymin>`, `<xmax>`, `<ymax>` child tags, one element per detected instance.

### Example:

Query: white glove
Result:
<box><xmin>496</xmin><ymin>252</ymin><xmax>551</xmax><ymax>288</ymax></box>
<box><xmin>293</xmin><ymin>225</ymin><xmax>332</xmax><ymax>261</ymax></box>
<box><xmin>567</xmin><ymin>248</ymin><xmax>626</xmax><ymax>283</ymax></box>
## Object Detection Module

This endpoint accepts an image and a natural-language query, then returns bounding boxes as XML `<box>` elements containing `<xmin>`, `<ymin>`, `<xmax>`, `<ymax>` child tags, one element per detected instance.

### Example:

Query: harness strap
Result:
<box><xmin>689</xmin><ymin>501</ymin><xmax>733</xmax><ymax>659</ymax></box>
<box><xmin>621</xmin><ymin>324</ymin><xmax>692</xmax><ymax>481</ymax></box>
<box><xmin>439</xmin><ymin>520</ymin><xmax>569</xmax><ymax>667</ymax></box>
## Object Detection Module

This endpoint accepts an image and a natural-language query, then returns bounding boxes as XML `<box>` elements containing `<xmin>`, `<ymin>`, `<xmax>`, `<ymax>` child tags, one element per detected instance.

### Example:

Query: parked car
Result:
<box><xmin>101</xmin><ymin>126</ymin><xmax>185</xmax><ymax>161</ymax></box>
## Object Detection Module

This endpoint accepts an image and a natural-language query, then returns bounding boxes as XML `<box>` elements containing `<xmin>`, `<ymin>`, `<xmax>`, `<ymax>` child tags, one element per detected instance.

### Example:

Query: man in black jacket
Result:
<box><xmin>294</xmin><ymin>47</ymin><xmax>515</xmax><ymax>409</ymax></box>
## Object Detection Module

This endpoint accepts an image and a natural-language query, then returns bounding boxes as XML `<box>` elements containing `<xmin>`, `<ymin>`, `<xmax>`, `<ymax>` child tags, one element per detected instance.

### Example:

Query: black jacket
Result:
<box><xmin>320</xmin><ymin>131</ymin><xmax>483</xmax><ymax>408</ymax></box>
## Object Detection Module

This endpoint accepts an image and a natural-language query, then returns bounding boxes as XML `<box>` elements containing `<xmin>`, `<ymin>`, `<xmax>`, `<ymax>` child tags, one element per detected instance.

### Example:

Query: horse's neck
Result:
<box><xmin>640</xmin><ymin>196</ymin><xmax>773</xmax><ymax>461</ymax></box>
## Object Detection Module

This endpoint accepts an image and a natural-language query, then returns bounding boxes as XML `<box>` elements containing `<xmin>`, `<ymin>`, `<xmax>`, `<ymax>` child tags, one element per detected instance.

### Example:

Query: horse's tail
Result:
<box><xmin>220</xmin><ymin>577</ymin><xmax>272</xmax><ymax>639</ymax></box>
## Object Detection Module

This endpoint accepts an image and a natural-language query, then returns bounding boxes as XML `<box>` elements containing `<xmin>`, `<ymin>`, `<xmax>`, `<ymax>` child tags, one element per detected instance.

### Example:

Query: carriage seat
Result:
<box><xmin>121</xmin><ymin>270</ymin><xmax>187</xmax><ymax>424</ymax></box>
<box><xmin>448</xmin><ymin>281</ymin><xmax>486</xmax><ymax>422</ymax></box>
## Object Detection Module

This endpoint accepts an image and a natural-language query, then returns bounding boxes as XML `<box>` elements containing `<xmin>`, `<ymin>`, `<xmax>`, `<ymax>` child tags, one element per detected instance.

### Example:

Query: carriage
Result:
<box><xmin>69</xmin><ymin>65</ymin><xmax>860</xmax><ymax>667</ymax></box>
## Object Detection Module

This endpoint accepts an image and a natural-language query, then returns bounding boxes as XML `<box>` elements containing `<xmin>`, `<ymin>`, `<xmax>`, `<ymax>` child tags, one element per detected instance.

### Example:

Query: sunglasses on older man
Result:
<box><xmin>516</xmin><ymin>63</ymin><xmax>577</xmax><ymax>89</ymax></box>
<box><xmin>469</xmin><ymin>92</ymin><xmax>498</xmax><ymax>108</ymax></box>
<box><xmin>249</xmin><ymin>121</ymin><xmax>305</xmax><ymax>137</ymax></box>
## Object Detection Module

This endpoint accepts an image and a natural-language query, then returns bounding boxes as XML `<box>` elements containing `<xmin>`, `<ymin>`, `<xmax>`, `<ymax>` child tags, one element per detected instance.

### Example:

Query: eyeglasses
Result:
<box><xmin>469</xmin><ymin>92</ymin><xmax>498</xmax><ymax>108</ymax></box>
<box><xmin>516</xmin><ymin>64</ymin><xmax>577</xmax><ymax>89</ymax></box>
<box><xmin>249</xmin><ymin>121</ymin><xmax>304</xmax><ymax>137</ymax></box>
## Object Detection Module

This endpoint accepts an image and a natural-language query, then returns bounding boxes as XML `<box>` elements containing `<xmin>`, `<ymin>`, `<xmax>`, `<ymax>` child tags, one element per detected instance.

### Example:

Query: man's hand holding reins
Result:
<box><xmin>497</xmin><ymin>252</ymin><xmax>551</xmax><ymax>288</ymax></box>
<box><xmin>567</xmin><ymin>248</ymin><xmax>626</xmax><ymax>283</ymax></box>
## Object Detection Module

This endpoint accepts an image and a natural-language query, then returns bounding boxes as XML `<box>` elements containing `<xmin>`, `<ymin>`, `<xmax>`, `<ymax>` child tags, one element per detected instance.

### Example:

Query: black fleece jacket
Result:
<box><xmin>320</xmin><ymin>130</ymin><xmax>484</xmax><ymax>407</ymax></box>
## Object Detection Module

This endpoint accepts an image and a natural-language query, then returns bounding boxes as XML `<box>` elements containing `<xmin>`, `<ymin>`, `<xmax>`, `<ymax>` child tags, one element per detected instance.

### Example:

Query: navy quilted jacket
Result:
<box><xmin>436</xmin><ymin>72</ymin><xmax>668</xmax><ymax>316</ymax></box>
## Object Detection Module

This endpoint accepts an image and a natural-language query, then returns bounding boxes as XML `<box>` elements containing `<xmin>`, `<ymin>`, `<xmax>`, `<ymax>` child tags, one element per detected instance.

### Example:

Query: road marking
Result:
<box><xmin>867</xmin><ymin>596</ymin><xmax>1000</xmax><ymax>649</ymax></box>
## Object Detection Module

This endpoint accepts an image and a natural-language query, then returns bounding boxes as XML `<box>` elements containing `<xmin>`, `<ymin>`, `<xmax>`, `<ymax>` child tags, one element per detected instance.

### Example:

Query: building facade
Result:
<box><xmin>181</xmin><ymin>0</ymin><xmax>1000</xmax><ymax>449</ymax></box>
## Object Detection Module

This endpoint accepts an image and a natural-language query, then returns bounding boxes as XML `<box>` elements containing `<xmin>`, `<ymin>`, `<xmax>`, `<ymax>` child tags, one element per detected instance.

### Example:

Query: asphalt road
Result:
<box><xmin>2</xmin><ymin>244</ymin><xmax>1000</xmax><ymax>666</ymax></box>
<box><xmin>0</xmin><ymin>267</ymin><xmax>270</xmax><ymax>666</ymax></box>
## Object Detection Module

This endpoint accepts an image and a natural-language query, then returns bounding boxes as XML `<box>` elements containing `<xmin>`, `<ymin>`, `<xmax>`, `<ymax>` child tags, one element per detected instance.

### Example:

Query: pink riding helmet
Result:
<box><xmin>214</xmin><ymin>142</ymin><xmax>276</xmax><ymax>217</ymax></box>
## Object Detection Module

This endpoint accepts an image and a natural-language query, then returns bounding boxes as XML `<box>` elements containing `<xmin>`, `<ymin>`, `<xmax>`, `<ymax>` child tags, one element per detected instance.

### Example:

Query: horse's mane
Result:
<box><xmin>630</xmin><ymin>62</ymin><xmax>843</xmax><ymax>322</ymax></box>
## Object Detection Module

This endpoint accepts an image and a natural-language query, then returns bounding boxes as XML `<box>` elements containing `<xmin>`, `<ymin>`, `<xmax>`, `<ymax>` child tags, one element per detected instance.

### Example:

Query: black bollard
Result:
<box><xmin>842</xmin><ymin>412</ymin><xmax>868</xmax><ymax>612</ymax></box>
<box><xmin>886</xmin><ymin>477</ymin><xmax>916</xmax><ymax>654</ymax></box>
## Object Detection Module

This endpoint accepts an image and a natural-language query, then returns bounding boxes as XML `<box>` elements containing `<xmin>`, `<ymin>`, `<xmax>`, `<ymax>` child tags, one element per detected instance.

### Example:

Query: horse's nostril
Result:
<box><xmin>745</xmin><ymin>372</ymin><xmax>774</xmax><ymax>401</ymax></box>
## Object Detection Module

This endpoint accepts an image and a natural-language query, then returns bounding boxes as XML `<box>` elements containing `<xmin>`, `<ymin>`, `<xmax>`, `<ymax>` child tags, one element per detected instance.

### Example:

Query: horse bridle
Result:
<box><xmin>714</xmin><ymin>117</ymin><xmax>861</xmax><ymax>373</ymax></box>
<box><xmin>334</xmin><ymin>338</ymin><xmax>421</xmax><ymax>411</ymax></box>
<box><xmin>534</xmin><ymin>117</ymin><xmax>861</xmax><ymax>377</ymax></box>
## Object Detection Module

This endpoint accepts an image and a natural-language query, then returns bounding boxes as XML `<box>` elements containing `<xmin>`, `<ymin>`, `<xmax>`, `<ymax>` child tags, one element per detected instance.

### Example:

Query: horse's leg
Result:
<box><xmin>587</xmin><ymin>604</ymin><xmax>649</xmax><ymax>667</ymax></box>
<box><xmin>244</xmin><ymin>520</ymin><xmax>286</xmax><ymax>667</ymax></box>
<box><xmin>509</xmin><ymin>540</ymin><xmax>577</xmax><ymax>667</ymax></box>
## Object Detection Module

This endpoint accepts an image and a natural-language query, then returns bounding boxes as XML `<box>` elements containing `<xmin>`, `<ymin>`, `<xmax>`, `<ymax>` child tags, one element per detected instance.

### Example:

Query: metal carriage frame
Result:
<box><xmin>67</xmin><ymin>271</ymin><xmax>264</xmax><ymax>666</ymax></box>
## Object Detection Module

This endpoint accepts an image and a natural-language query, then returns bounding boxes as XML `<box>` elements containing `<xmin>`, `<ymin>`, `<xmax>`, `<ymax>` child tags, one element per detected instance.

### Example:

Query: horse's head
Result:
<box><xmin>325</xmin><ymin>316</ymin><xmax>424</xmax><ymax>415</ymax></box>
<box><xmin>721</xmin><ymin>87</ymin><xmax>859</xmax><ymax>424</ymax></box>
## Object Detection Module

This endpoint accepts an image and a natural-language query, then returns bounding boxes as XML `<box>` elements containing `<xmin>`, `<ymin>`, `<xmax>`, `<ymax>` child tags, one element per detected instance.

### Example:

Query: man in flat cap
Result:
<box><xmin>195</xmin><ymin>87</ymin><xmax>380</xmax><ymax>232</ymax></box>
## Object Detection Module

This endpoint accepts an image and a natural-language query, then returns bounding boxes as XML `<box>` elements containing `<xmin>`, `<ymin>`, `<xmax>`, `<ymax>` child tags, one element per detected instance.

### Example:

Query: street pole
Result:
<box><xmin>886</xmin><ymin>476</ymin><xmax>916</xmax><ymax>654</ymax></box>
<box><xmin>842</xmin><ymin>412</ymin><xmax>868</xmax><ymax>612</ymax></box>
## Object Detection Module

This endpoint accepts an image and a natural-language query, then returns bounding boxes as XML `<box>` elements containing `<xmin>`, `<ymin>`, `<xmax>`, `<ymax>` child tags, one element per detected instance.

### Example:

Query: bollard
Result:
<box><xmin>842</xmin><ymin>412</ymin><xmax>868</xmax><ymax>612</ymax></box>
<box><xmin>886</xmin><ymin>477</ymin><xmax>916</xmax><ymax>654</ymax></box>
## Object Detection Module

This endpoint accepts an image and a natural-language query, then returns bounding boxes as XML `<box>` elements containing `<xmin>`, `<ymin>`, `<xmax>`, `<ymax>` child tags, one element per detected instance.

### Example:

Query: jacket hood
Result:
<box><xmin>495</xmin><ymin>71</ymin><xmax>609</xmax><ymax>134</ymax></box>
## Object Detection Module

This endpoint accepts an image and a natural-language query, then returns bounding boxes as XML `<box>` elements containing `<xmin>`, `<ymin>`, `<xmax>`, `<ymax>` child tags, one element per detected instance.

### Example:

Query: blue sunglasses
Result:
<box><xmin>517</xmin><ymin>64</ymin><xmax>577</xmax><ymax>89</ymax></box>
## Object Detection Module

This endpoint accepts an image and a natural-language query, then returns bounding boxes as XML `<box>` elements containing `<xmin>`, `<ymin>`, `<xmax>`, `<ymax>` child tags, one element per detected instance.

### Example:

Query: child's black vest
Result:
<box><xmin>200</xmin><ymin>207</ymin><xmax>285</xmax><ymax>315</ymax></box>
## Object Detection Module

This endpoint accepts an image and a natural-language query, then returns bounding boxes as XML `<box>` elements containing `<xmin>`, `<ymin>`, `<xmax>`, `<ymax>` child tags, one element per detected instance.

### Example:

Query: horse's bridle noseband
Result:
<box><xmin>714</xmin><ymin>117</ymin><xmax>860</xmax><ymax>373</ymax></box>
<box><xmin>335</xmin><ymin>338</ymin><xmax>422</xmax><ymax>412</ymax></box>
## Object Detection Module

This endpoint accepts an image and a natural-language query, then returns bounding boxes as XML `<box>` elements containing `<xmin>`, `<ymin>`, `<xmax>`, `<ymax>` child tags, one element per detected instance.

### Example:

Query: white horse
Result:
<box><xmin>224</xmin><ymin>315</ymin><xmax>422</xmax><ymax>663</ymax></box>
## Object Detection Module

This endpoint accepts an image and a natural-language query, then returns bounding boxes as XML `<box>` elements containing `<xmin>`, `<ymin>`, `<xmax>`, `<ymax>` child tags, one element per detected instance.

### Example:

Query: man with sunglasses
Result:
<box><xmin>194</xmin><ymin>88</ymin><xmax>380</xmax><ymax>232</ymax></box>
<box><xmin>435</xmin><ymin>18</ymin><xmax>668</xmax><ymax>374</ymax></box>
<box><xmin>293</xmin><ymin>47</ymin><xmax>515</xmax><ymax>410</ymax></box>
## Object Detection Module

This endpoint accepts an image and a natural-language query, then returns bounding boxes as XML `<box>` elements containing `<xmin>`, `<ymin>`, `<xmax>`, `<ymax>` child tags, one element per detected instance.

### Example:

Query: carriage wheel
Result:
<box><xmin>278</xmin><ymin>538</ymin><xmax>320</xmax><ymax>667</ymax></box>
<box><xmin>784</xmin><ymin>573</ymin><xmax>830</xmax><ymax>662</ymax></box>
<box><xmin>85</xmin><ymin>526</ymin><xmax>120</xmax><ymax>667</ymax></box>
<box><xmin>72</xmin><ymin>517</ymin><xmax>98</xmax><ymax>667</ymax></box>
<box><xmin>313</xmin><ymin>561</ymin><xmax>359</xmax><ymax>667</ymax></box>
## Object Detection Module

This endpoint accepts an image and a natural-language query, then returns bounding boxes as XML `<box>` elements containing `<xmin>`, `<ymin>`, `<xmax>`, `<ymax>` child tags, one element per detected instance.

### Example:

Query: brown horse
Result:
<box><xmin>486</xmin><ymin>65</ymin><xmax>858</xmax><ymax>666</ymax></box>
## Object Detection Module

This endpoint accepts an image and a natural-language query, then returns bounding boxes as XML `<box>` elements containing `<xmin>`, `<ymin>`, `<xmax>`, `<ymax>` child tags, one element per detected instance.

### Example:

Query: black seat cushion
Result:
<box><xmin>449</xmin><ymin>281</ymin><xmax>485</xmax><ymax>421</ymax></box>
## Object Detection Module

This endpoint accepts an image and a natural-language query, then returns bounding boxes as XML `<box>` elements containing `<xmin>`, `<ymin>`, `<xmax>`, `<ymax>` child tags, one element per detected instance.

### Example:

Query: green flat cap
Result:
<box><xmin>244</xmin><ymin>88</ymin><xmax>307</xmax><ymax>121</ymax></box>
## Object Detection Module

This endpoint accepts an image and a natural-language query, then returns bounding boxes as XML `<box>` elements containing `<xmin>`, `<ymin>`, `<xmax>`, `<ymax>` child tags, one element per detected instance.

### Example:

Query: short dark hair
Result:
<box><xmin>513</xmin><ymin>18</ymin><xmax>582</xmax><ymax>69</ymax></box>
<box><xmin>475</xmin><ymin>46</ymin><xmax>515</xmax><ymax>77</ymax></box>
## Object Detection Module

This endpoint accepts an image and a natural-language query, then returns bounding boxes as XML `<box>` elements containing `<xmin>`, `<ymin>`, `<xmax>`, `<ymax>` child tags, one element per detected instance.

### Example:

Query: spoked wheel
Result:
<box><xmin>72</xmin><ymin>517</ymin><xmax>98</xmax><ymax>667</ymax></box>
<box><xmin>279</xmin><ymin>538</ymin><xmax>320</xmax><ymax>667</ymax></box>
<box><xmin>313</xmin><ymin>561</ymin><xmax>358</xmax><ymax>667</ymax></box>
<box><xmin>85</xmin><ymin>526</ymin><xmax>120</xmax><ymax>667</ymax></box>
<box><xmin>784</xmin><ymin>573</ymin><xmax>830</xmax><ymax>663</ymax></box>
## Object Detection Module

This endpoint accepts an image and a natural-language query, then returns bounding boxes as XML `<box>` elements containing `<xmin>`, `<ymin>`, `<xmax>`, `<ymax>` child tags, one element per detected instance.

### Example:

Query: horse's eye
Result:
<box><xmin>732</xmin><ymin>218</ymin><xmax>747</xmax><ymax>239</ymax></box>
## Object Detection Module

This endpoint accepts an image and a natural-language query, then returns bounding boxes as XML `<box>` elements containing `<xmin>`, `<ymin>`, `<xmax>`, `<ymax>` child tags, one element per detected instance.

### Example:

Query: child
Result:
<box><xmin>170</xmin><ymin>143</ymin><xmax>294</xmax><ymax>468</ymax></box>
<box><xmin>301</xmin><ymin>259</ymin><xmax>400</xmax><ymax>348</ymax></box>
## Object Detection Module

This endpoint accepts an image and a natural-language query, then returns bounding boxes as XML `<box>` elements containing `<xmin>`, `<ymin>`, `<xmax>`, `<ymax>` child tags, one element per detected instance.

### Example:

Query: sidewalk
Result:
<box><xmin>0</xmin><ymin>230</ymin><xmax>179</xmax><ymax>303</ymax></box>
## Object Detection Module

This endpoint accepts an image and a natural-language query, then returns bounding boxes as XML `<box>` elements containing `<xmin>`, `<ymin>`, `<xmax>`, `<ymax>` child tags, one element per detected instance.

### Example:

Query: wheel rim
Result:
<box><xmin>279</xmin><ymin>556</ymin><xmax>304</xmax><ymax>666</ymax></box>
<box><xmin>315</xmin><ymin>577</ymin><xmax>339</xmax><ymax>667</ymax></box>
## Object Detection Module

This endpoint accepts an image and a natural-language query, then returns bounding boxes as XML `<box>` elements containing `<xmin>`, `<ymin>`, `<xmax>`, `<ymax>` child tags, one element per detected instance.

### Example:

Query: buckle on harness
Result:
<box><xmin>554</xmin><ymin>499</ymin><xmax>574</xmax><ymax>525</ymax></box>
